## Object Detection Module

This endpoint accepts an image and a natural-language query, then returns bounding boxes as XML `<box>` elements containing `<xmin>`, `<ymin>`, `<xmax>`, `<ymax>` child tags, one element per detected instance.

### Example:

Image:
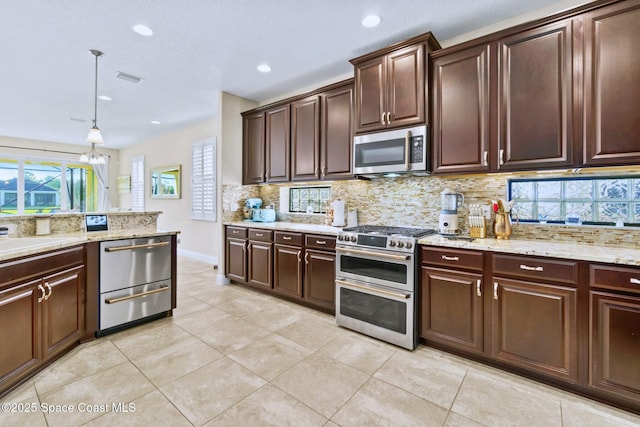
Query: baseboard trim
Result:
<box><xmin>177</xmin><ymin>248</ymin><xmax>218</xmax><ymax>266</ymax></box>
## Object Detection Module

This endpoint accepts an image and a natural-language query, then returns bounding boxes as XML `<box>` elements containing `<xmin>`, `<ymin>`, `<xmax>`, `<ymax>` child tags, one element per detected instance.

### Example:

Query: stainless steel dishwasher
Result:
<box><xmin>99</xmin><ymin>235</ymin><xmax>172</xmax><ymax>333</ymax></box>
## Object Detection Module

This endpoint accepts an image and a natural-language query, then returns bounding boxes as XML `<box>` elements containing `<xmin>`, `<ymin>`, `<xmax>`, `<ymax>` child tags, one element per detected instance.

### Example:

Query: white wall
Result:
<box><xmin>118</xmin><ymin>119</ymin><xmax>219</xmax><ymax>264</ymax></box>
<box><xmin>0</xmin><ymin>135</ymin><xmax>120</xmax><ymax>209</ymax></box>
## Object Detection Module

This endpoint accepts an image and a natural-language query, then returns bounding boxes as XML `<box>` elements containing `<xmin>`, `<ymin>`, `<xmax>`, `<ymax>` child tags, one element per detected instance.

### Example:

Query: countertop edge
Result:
<box><xmin>224</xmin><ymin>221</ymin><xmax>343</xmax><ymax>236</ymax></box>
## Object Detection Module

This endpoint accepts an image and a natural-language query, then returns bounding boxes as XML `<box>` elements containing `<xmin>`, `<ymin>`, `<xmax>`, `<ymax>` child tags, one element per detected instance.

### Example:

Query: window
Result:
<box><xmin>0</xmin><ymin>157</ymin><xmax>96</xmax><ymax>215</ymax></box>
<box><xmin>131</xmin><ymin>156</ymin><xmax>145</xmax><ymax>212</ymax></box>
<box><xmin>509</xmin><ymin>176</ymin><xmax>640</xmax><ymax>225</ymax></box>
<box><xmin>192</xmin><ymin>138</ymin><xmax>216</xmax><ymax>221</ymax></box>
<box><xmin>288</xmin><ymin>185</ymin><xmax>331</xmax><ymax>213</ymax></box>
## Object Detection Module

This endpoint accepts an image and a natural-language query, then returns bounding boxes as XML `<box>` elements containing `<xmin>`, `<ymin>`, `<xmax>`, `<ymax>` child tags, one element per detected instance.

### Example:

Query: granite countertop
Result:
<box><xmin>419</xmin><ymin>234</ymin><xmax>640</xmax><ymax>267</ymax></box>
<box><xmin>224</xmin><ymin>221</ymin><xmax>343</xmax><ymax>236</ymax></box>
<box><xmin>0</xmin><ymin>229</ymin><xmax>179</xmax><ymax>262</ymax></box>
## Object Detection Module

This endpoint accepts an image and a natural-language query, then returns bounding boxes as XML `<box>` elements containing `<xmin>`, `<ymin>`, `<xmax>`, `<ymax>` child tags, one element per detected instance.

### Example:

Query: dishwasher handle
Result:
<box><xmin>105</xmin><ymin>286</ymin><xmax>170</xmax><ymax>304</ymax></box>
<box><xmin>105</xmin><ymin>241</ymin><xmax>170</xmax><ymax>252</ymax></box>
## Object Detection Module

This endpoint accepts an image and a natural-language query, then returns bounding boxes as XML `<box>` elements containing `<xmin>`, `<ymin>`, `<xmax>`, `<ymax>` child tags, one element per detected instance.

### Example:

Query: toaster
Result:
<box><xmin>252</xmin><ymin>208</ymin><xmax>276</xmax><ymax>222</ymax></box>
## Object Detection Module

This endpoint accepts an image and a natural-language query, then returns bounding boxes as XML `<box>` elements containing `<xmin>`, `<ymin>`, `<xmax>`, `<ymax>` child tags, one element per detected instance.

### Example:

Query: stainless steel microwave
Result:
<box><xmin>353</xmin><ymin>125</ymin><xmax>429</xmax><ymax>178</ymax></box>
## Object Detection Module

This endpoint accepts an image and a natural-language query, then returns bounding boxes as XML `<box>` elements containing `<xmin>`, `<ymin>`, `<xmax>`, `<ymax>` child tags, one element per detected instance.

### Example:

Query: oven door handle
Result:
<box><xmin>105</xmin><ymin>286</ymin><xmax>170</xmax><ymax>304</ymax></box>
<box><xmin>105</xmin><ymin>241</ymin><xmax>170</xmax><ymax>252</ymax></box>
<box><xmin>336</xmin><ymin>279</ymin><xmax>410</xmax><ymax>299</ymax></box>
<box><xmin>335</xmin><ymin>247</ymin><xmax>410</xmax><ymax>261</ymax></box>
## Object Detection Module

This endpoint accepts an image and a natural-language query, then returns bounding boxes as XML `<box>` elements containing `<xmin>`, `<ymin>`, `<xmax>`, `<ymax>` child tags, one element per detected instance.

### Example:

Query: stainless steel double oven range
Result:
<box><xmin>335</xmin><ymin>225</ymin><xmax>435</xmax><ymax>350</ymax></box>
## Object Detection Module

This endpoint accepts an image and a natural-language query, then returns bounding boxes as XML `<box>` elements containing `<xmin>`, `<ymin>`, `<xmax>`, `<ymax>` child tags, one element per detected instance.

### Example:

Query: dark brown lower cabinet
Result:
<box><xmin>420</xmin><ymin>267</ymin><xmax>483</xmax><ymax>354</ymax></box>
<box><xmin>274</xmin><ymin>244</ymin><xmax>303</xmax><ymax>298</ymax></box>
<box><xmin>590</xmin><ymin>291</ymin><xmax>640</xmax><ymax>402</ymax></box>
<box><xmin>0</xmin><ymin>247</ymin><xmax>85</xmax><ymax>397</ymax></box>
<box><xmin>492</xmin><ymin>277</ymin><xmax>578</xmax><ymax>382</ymax></box>
<box><xmin>226</xmin><ymin>237</ymin><xmax>247</xmax><ymax>283</ymax></box>
<box><xmin>248</xmin><ymin>240</ymin><xmax>273</xmax><ymax>289</ymax></box>
<box><xmin>303</xmin><ymin>249</ymin><xmax>336</xmax><ymax>312</ymax></box>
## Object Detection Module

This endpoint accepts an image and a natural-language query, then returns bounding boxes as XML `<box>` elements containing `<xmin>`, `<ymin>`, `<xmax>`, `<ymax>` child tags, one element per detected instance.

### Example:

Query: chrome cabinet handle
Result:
<box><xmin>297</xmin><ymin>251</ymin><xmax>302</xmax><ymax>263</ymax></box>
<box><xmin>105</xmin><ymin>241</ymin><xmax>170</xmax><ymax>252</ymax></box>
<box><xmin>499</xmin><ymin>149</ymin><xmax>505</xmax><ymax>165</ymax></box>
<box><xmin>44</xmin><ymin>282</ymin><xmax>52</xmax><ymax>301</ymax></box>
<box><xmin>381</xmin><ymin>112</ymin><xmax>386</xmax><ymax>125</ymax></box>
<box><xmin>631</xmin><ymin>278</ymin><xmax>640</xmax><ymax>285</ymax></box>
<box><xmin>493</xmin><ymin>282</ymin><xmax>499</xmax><ymax>300</ymax></box>
<box><xmin>305</xmin><ymin>252</ymin><xmax>310</xmax><ymax>264</ymax></box>
<box><xmin>315</xmin><ymin>240</ymin><xmax>327</xmax><ymax>245</ymax></box>
<box><xmin>322</xmin><ymin>166</ymin><xmax>327</xmax><ymax>177</ymax></box>
<box><xmin>38</xmin><ymin>284</ymin><xmax>46</xmax><ymax>303</ymax></box>
<box><xmin>476</xmin><ymin>279</ymin><xmax>482</xmax><ymax>297</ymax></box>
<box><xmin>387</xmin><ymin>112</ymin><xmax>392</xmax><ymax>124</ymax></box>
<box><xmin>255</xmin><ymin>232</ymin><xmax>264</xmax><ymax>237</ymax></box>
<box><xmin>282</xmin><ymin>236</ymin><xmax>292</xmax><ymax>241</ymax></box>
<box><xmin>105</xmin><ymin>286</ymin><xmax>170</xmax><ymax>304</ymax></box>
<box><xmin>441</xmin><ymin>255</ymin><xmax>459</xmax><ymax>261</ymax></box>
<box><xmin>520</xmin><ymin>264</ymin><xmax>543</xmax><ymax>272</ymax></box>
<box><xmin>247</xmin><ymin>243</ymin><xmax>252</xmax><ymax>253</ymax></box>
<box><xmin>483</xmin><ymin>151</ymin><xmax>488</xmax><ymax>166</ymax></box>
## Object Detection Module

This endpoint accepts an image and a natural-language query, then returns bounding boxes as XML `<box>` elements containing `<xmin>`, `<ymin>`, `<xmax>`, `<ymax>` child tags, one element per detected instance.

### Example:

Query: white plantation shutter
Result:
<box><xmin>131</xmin><ymin>155</ymin><xmax>145</xmax><ymax>211</ymax></box>
<box><xmin>192</xmin><ymin>138</ymin><xmax>216</xmax><ymax>221</ymax></box>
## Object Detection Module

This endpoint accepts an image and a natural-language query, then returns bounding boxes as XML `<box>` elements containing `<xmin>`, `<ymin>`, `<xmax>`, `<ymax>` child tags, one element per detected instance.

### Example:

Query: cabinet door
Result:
<box><xmin>42</xmin><ymin>266</ymin><xmax>84</xmax><ymax>360</ymax></box>
<box><xmin>420</xmin><ymin>267</ymin><xmax>484</xmax><ymax>353</ymax></box>
<box><xmin>354</xmin><ymin>56</ymin><xmax>386</xmax><ymax>133</ymax></box>
<box><xmin>387</xmin><ymin>44</ymin><xmax>425</xmax><ymax>128</ymax></box>
<box><xmin>590</xmin><ymin>291</ymin><xmax>640</xmax><ymax>401</ymax></box>
<box><xmin>248</xmin><ymin>241</ymin><xmax>273</xmax><ymax>289</ymax></box>
<box><xmin>291</xmin><ymin>96</ymin><xmax>320</xmax><ymax>181</ymax></box>
<box><xmin>432</xmin><ymin>45</ymin><xmax>490</xmax><ymax>174</ymax></box>
<box><xmin>273</xmin><ymin>244</ymin><xmax>303</xmax><ymax>299</ymax></box>
<box><xmin>265</xmin><ymin>104</ymin><xmax>290</xmax><ymax>182</ymax></box>
<box><xmin>492</xmin><ymin>277</ymin><xmax>578</xmax><ymax>382</ymax></box>
<box><xmin>497</xmin><ymin>20</ymin><xmax>575</xmax><ymax>171</ymax></box>
<box><xmin>226</xmin><ymin>237</ymin><xmax>247</xmax><ymax>283</ymax></box>
<box><xmin>321</xmin><ymin>83</ymin><xmax>353</xmax><ymax>180</ymax></box>
<box><xmin>304</xmin><ymin>249</ymin><xmax>335</xmax><ymax>312</ymax></box>
<box><xmin>242</xmin><ymin>111</ymin><xmax>265</xmax><ymax>184</ymax></box>
<box><xmin>0</xmin><ymin>279</ymin><xmax>41</xmax><ymax>385</ymax></box>
<box><xmin>583</xmin><ymin>0</ymin><xmax>640</xmax><ymax>166</ymax></box>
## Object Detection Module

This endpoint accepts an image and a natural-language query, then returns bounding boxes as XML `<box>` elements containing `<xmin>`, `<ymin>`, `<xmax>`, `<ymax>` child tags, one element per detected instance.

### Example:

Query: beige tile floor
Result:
<box><xmin>3</xmin><ymin>257</ymin><xmax>640</xmax><ymax>426</ymax></box>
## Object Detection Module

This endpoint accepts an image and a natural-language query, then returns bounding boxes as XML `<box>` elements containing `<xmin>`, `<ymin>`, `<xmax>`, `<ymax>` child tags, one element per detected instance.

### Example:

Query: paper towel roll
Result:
<box><xmin>332</xmin><ymin>199</ymin><xmax>345</xmax><ymax>227</ymax></box>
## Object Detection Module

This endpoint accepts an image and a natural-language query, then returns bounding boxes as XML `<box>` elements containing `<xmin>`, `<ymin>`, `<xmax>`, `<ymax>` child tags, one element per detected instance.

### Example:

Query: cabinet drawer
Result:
<box><xmin>0</xmin><ymin>245</ymin><xmax>84</xmax><ymax>289</ymax></box>
<box><xmin>274</xmin><ymin>231</ymin><xmax>303</xmax><ymax>246</ymax></box>
<box><xmin>305</xmin><ymin>234</ymin><xmax>336</xmax><ymax>250</ymax></box>
<box><xmin>493</xmin><ymin>254</ymin><xmax>579</xmax><ymax>286</ymax></box>
<box><xmin>249</xmin><ymin>229</ymin><xmax>273</xmax><ymax>242</ymax></box>
<box><xmin>420</xmin><ymin>247</ymin><xmax>484</xmax><ymax>271</ymax></box>
<box><xmin>226</xmin><ymin>226</ymin><xmax>247</xmax><ymax>238</ymax></box>
<box><xmin>590</xmin><ymin>264</ymin><xmax>640</xmax><ymax>294</ymax></box>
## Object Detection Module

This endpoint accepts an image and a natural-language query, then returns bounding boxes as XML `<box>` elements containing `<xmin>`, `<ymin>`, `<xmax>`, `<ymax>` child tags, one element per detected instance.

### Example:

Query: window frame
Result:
<box><xmin>191</xmin><ymin>137</ymin><xmax>216</xmax><ymax>222</ymax></box>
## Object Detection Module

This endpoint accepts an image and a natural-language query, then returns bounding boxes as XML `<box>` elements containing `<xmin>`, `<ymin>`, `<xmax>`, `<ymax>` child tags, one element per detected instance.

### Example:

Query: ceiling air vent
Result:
<box><xmin>115</xmin><ymin>71</ymin><xmax>144</xmax><ymax>84</ymax></box>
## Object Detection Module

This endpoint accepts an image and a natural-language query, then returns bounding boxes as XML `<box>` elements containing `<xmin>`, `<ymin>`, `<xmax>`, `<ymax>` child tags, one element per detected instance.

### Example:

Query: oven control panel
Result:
<box><xmin>337</xmin><ymin>232</ymin><xmax>416</xmax><ymax>253</ymax></box>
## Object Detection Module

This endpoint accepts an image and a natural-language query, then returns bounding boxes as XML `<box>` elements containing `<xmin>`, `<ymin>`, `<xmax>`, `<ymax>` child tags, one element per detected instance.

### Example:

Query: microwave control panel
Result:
<box><xmin>410</xmin><ymin>135</ymin><xmax>424</xmax><ymax>163</ymax></box>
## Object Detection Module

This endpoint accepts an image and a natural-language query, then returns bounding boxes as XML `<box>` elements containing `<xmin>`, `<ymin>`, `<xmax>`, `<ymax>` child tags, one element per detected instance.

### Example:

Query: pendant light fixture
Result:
<box><xmin>80</xmin><ymin>49</ymin><xmax>106</xmax><ymax>164</ymax></box>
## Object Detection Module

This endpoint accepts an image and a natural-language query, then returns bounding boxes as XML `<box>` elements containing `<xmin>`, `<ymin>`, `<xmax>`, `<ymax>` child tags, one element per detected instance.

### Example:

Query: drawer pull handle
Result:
<box><xmin>255</xmin><ymin>233</ymin><xmax>264</xmax><ymax>237</ymax></box>
<box><xmin>442</xmin><ymin>255</ymin><xmax>459</xmax><ymax>261</ymax></box>
<box><xmin>283</xmin><ymin>236</ymin><xmax>292</xmax><ymax>240</ymax></box>
<box><xmin>105</xmin><ymin>241</ymin><xmax>170</xmax><ymax>252</ymax></box>
<box><xmin>631</xmin><ymin>278</ymin><xmax>640</xmax><ymax>285</ymax></box>
<box><xmin>105</xmin><ymin>286</ymin><xmax>170</xmax><ymax>304</ymax></box>
<box><xmin>476</xmin><ymin>279</ymin><xmax>482</xmax><ymax>297</ymax></box>
<box><xmin>316</xmin><ymin>240</ymin><xmax>327</xmax><ymax>245</ymax></box>
<box><xmin>520</xmin><ymin>264</ymin><xmax>543</xmax><ymax>272</ymax></box>
<box><xmin>493</xmin><ymin>282</ymin><xmax>499</xmax><ymax>300</ymax></box>
<box><xmin>232</xmin><ymin>230</ymin><xmax>240</xmax><ymax>234</ymax></box>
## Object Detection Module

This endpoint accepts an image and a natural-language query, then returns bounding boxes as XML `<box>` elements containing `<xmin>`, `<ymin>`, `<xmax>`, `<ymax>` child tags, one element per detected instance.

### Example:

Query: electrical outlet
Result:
<box><xmin>482</xmin><ymin>205</ymin><xmax>492</xmax><ymax>219</ymax></box>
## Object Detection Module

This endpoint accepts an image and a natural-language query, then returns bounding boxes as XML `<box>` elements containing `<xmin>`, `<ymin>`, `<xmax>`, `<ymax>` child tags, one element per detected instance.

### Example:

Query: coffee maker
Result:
<box><xmin>439</xmin><ymin>188</ymin><xmax>464</xmax><ymax>235</ymax></box>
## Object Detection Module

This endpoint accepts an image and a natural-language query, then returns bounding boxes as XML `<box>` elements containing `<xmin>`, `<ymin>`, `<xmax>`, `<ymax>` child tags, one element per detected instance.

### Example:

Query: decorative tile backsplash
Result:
<box><xmin>223</xmin><ymin>173</ymin><xmax>640</xmax><ymax>249</ymax></box>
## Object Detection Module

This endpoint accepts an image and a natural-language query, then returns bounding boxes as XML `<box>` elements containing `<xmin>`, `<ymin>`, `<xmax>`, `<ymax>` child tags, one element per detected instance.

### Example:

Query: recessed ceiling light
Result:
<box><xmin>362</xmin><ymin>15</ymin><xmax>381</xmax><ymax>28</ymax></box>
<box><xmin>98</xmin><ymin>95</ymin><xmax>112</xmax><ymax>101</ymax></box>
<box><xmin>150</xmin><ymin>120</ymin><xmax>161</xmax><ymax>125</ymax></box>
<box><xmin>257</xmin><ymin>64</ymin><xmax>272</xmax><ymax>73</ymax></box>
<box><xmin>132</xmin><ymin>24</ymin><xmax>154</xmax><ymax>36</ymax></box>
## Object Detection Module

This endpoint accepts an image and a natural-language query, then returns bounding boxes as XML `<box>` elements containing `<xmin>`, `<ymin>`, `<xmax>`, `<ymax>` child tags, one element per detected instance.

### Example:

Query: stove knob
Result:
<box><xmin>389</xmin><ymin>240</ymin><xmax>396</xmax><ymax>247</ymax></box>
<box><xmin>350</xmin><ymin>235</ymin><xmax>357</xmax><ymax>242</ymax></box>
<box><xmin>397</xmin><ymin>241</ymin><xmax>404</xmax><ymax>248</ymax></box>
<box><xmin>406</xmin><ymin>242</ymin><xmax>413</xmax><ymax>249</ymax></box>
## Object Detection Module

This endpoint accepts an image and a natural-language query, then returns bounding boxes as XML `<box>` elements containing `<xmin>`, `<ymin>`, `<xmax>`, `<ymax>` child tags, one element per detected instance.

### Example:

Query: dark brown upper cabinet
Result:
<box><xmin>432</xmin><ymin>44</ymin><xmax>491</xmax><ymax>174</ymax></box>
<box><xmin>496</xmin><ymin>20</ymin><xmax>575</xmax><ymax>171</ymax></box>
<box><xmin>291</xmin><ymin>95</ymin><xmax>320</xmax><ymax>181</ymax></box>
<box><xmin>320</xmin><ymin>83</ymin><xmax>353</xmax><ymax>180</ymax></box>
<box><xmin>242</xmin><ymin>104</ymin><xmax>290</xmax><ymax>184</ymax></box>
<box><xmin>583</xmin><ymin>0</ymin><xmax>640</xmax><ymax>166</ymax></box>
<box><xmin>351</xmin><ymin>33</ymin><xmax>440</xmax><ymax>134</ymax></box>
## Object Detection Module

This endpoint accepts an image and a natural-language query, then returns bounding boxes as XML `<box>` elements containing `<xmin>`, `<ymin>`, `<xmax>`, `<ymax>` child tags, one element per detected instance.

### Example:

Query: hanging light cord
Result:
<box><xmin>90</xmin><ymin>50</ymin><xmax>103</xmax><ymax>127</ymax></box>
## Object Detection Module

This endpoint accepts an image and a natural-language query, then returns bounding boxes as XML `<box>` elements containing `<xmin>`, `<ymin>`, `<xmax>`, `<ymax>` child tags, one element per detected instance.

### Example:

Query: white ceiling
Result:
<box><xmin>1</xmin><ymin>0</ymin><xmax>587</xmax><ymax>149</ymax></box>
